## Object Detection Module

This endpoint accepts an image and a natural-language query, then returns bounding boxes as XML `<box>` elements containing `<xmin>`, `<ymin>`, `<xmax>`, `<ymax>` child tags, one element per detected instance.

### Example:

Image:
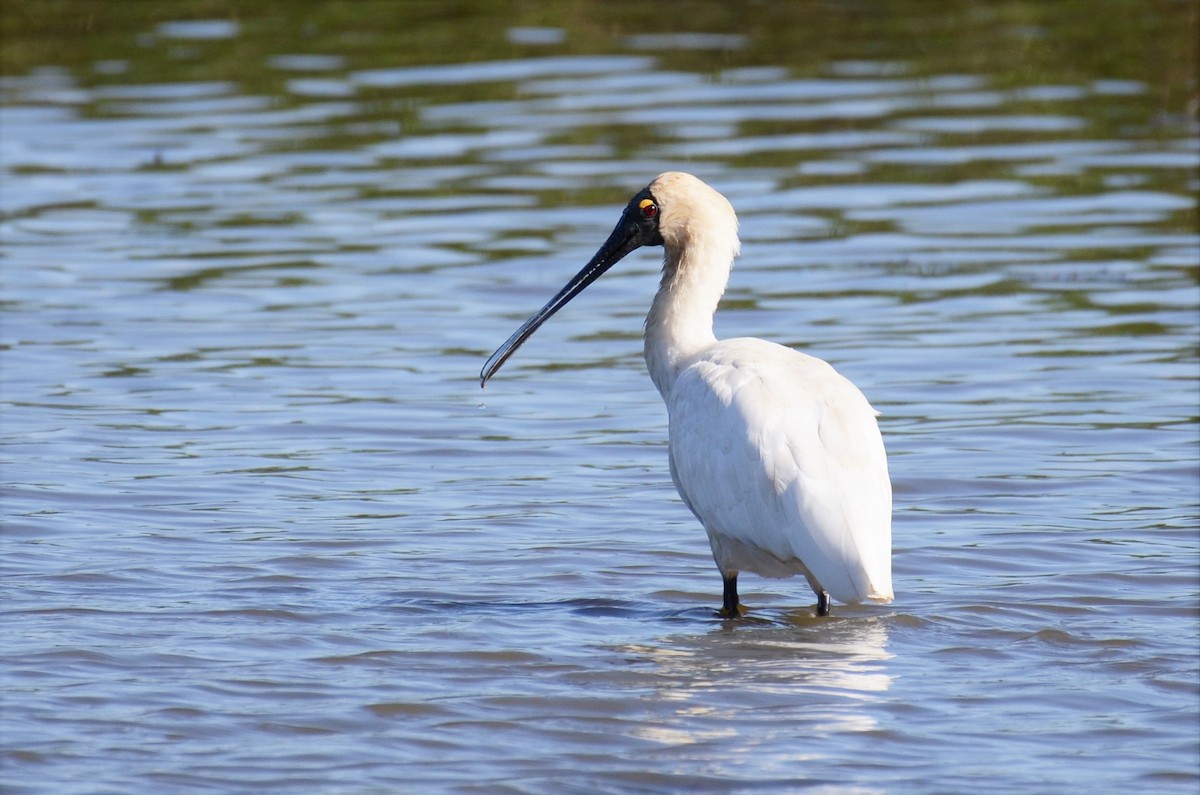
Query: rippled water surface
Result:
<box><xmin>3</xmin><ymin>3</ymin><xmax>1198</xmax><ymax>793</ymax></box>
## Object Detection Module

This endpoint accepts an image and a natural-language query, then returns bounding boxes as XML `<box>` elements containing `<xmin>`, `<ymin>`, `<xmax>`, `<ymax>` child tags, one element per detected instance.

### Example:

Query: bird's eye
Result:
<box><xmin>638</xmin><ymin>198</ymin><xmax>658</xmax><ymax>218</ymax></box>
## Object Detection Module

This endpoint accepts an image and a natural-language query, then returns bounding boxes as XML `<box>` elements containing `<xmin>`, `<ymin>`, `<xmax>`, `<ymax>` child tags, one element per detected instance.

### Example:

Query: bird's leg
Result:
<box><xmin>720</xmin><ymin>573</ymin><xmax>744</xmax><ymax>617</ymax></box>
<box><xmin>816</xmin><ymin>590</ymin><xmax>831</xmax><ymax>617</ymax></box>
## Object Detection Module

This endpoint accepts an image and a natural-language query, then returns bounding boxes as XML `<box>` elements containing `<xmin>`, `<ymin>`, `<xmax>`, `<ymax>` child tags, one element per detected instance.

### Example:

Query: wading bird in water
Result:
<box><xmin>481</xmin><ymin>172</ymin><xmax>892</xmax><ymax>617</ymax></box>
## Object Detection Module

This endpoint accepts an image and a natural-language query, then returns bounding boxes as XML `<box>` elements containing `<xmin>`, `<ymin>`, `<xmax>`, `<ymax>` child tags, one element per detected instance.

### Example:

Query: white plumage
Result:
<box><xmin>482</xmin><ymin>171</ymin><xmax>893</xmax><ymax>616</ymax></box>
<box><xmin>667</xmin><ymin>339</ymin><xmax>892</xmax><ymax>606</ymax></box>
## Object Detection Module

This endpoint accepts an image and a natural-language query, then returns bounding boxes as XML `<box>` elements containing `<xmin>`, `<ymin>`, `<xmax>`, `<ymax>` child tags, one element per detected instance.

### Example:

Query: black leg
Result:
<box><xmin>721</xmin><ymin>574</ymin><xmax>742</xmax><ymax>617</ymax></box>
<box><xmin>816</xmin><ymin>590</ymin><xmax>831</xmax><ymax>617</ymax></box>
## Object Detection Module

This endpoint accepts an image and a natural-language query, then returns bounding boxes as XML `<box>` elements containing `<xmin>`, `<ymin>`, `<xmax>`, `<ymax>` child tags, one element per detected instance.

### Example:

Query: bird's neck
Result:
<box><xmin>643</xmin><ymin>235</ymin><xmax>735</xmax><ymax>398</ymax></box>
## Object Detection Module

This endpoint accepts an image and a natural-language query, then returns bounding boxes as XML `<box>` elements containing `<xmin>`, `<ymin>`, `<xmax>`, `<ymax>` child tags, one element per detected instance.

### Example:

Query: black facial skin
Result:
<box><xmin>626</xmin><ymin>187</ymin><xmax>665</xmax><ymax>249</ymax></box>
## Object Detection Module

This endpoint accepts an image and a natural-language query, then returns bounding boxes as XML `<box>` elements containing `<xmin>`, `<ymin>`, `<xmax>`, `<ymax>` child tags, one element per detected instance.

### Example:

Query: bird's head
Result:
<box><xmin>480</xmin><ymin>172</ymin><xmax>738</xmax><ymax>386</ymax></box>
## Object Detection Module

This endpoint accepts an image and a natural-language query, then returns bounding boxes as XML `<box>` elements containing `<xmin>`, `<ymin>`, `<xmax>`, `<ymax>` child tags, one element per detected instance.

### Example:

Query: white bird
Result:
<box><xmin>481</xmin><ymin>172</ymin><xmax>893</xmax><ymax>617</ymax></box>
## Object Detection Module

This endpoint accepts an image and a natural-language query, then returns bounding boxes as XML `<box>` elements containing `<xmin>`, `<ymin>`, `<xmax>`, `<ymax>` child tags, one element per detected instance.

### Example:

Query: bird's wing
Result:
<box><xmin>668</xmin><ymin>339</ymin><xmax>892</xmax><ymax>603</ymax></box>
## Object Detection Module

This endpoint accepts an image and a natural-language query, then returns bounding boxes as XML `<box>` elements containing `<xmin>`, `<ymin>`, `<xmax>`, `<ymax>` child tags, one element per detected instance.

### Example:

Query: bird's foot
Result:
<box><xmin>816</xmin><ymin>591</ymin><xmax>831</xmax><ymax>617</ymax></box>
<box><xmin>717</xmin><ymin>602</ymin><xmax>747</xmax><ymax>619</ymax></box>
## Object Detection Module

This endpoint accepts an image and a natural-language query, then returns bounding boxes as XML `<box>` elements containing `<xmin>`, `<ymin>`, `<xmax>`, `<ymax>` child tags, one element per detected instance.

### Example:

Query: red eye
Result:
<box><xmin>639</xmin><ymin>200</ymin><xmax>658</xmax><ymax>218</ymax></box>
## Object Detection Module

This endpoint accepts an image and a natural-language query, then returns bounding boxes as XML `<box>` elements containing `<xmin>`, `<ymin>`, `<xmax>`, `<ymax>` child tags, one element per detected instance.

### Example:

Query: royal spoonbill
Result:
<box><xmin>481</xmin><ymin>172</ymin><xmax>893</xmax><ymax>617</ymax></box>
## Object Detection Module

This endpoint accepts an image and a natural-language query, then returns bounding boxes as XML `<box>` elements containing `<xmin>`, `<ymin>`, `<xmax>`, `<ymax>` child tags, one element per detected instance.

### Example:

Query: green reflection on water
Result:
<box><xmin>4</xmin><ymin>0</ymin><xmax>1194</xmax><ymax>99</ymax></box>
<box><xmin>3</xmin><ymin>0</ymin><xmax>1195</xmax><ymax>232</ymax></box>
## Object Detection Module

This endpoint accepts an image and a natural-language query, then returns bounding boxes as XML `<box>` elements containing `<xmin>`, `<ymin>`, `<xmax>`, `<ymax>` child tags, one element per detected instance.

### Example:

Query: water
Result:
<box><xmin>2</xmin><ymin>2</ymin><xmax>1198</xmax><ymax>793</ymax></box>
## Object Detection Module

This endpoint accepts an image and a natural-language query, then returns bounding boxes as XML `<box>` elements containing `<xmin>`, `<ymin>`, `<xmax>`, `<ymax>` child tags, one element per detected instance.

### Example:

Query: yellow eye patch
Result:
<box><xmin>638</xmin><ymin>198</ymin><xmax>658</xmax><ymax>218</ymax></box>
